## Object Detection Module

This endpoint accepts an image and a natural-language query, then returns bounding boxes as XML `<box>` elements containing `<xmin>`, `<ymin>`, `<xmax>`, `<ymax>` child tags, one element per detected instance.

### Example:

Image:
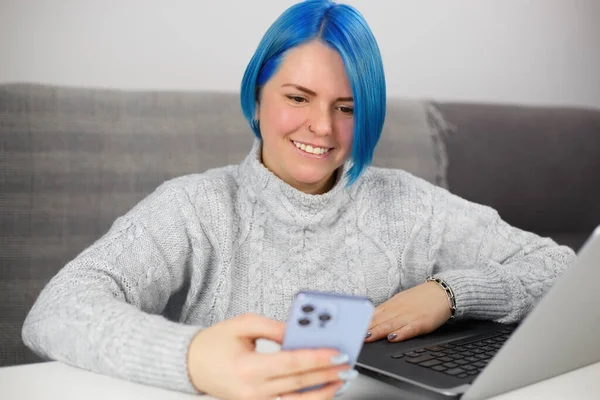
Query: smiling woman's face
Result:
<box><xmin>257</xmin><ymin>40</ymin><xmax>354</xmax><ymax>195</ymax></box>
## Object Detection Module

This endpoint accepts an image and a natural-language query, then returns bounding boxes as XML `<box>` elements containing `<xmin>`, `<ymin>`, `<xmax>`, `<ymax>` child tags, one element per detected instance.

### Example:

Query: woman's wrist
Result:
<box><xmin>187</xmin><ymin>330</ymin><xmax>208</xmax><ymax>394</ymax></box>
<box><xmin>426</xmin><ymin>276</ymin><xmax>456</xmax><ymax>320</ymax></box>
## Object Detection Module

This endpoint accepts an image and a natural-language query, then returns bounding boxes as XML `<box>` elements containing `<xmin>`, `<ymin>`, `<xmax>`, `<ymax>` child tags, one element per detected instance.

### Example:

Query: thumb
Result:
<box><xmin>230</xmin><ymin>313</ymin><xmax>286</xmax><ymax>344</ymax></box>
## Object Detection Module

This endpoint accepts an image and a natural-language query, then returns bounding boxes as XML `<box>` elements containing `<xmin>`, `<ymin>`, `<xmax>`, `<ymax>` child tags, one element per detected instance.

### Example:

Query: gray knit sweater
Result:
<box><xmin>22</xmin><ymin>140</ymin><xmax>575</xmax><ymax>394</ymax></box>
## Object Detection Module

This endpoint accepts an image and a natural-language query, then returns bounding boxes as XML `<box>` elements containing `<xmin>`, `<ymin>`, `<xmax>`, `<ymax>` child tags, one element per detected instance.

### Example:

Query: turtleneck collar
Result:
<box><xmin>236</xmin><ymin>140</ymin><xmax>356</xmax><ymax>228</ymax></box>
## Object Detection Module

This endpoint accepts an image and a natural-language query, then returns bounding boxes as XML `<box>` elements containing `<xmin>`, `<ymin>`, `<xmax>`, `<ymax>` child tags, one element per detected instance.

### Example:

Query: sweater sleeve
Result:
<box><xmin>427</xmin><ymin>186</ymin><xmax>576</xmax><ymax>324</ymax></box>
<box><xmin>22</xmin><ymin>180</ymin><xmax>205</xmax><ymax>393</ymax></box>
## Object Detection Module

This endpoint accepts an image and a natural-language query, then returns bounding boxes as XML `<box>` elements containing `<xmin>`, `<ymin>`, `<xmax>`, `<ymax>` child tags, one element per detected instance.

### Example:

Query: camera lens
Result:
<box><xmin>298</xmin><ymin>318</ymin><xmax>310</xmax><ymax>326</ymax></box>
<box><xmin>318</xmin><ymin>313</ymin><xmax>331</xmax><ymax>322</ymax></box>
<box><xmin>302</xmin><ymin>305</ymin><xmax>315</xmax><ymax>313</ymax></box>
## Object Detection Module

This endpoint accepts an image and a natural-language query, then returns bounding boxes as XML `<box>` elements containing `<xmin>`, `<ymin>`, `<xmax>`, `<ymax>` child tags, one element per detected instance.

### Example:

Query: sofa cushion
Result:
<box><xmin>434</xmin><ymin>101</ymin><xmax>600</xmax><ymax>249</ymax></box>
<box><xmin>374</xmin><ymin>98</ymin><xmax>449</xmax><ymax>188</ymax></box>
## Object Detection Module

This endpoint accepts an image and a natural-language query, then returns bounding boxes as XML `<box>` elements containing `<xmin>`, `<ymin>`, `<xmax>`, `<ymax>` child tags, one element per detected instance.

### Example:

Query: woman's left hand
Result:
<box><xmin>365</xmin><ymin>281</ymin><xmax>453</xmax><ymax>343</ymax></box>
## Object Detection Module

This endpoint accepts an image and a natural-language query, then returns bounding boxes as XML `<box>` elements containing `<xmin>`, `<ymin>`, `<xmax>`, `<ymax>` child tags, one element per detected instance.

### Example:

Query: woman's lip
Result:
<box><xmin>290</xmin><ymin>140</ymin><xmax>332</xmax><ymax>159</ymax></box>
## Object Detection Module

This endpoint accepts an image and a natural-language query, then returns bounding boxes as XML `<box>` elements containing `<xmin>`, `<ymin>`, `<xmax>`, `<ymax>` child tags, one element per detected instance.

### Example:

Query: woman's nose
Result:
<box><xmin>309</xmin><ymin>108</ymin><xmax>332</xmax><ymax>136</ymax></box>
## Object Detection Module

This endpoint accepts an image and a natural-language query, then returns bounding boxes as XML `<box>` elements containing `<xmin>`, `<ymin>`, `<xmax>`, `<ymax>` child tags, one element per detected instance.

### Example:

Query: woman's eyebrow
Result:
<box><xmin>281</xmin><ymin>83</ymin><xmax>353</xmax><ymax>102</ymax></box>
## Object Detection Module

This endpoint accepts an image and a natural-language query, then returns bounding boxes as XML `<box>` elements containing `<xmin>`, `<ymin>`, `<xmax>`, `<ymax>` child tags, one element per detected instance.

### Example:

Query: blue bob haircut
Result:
<box><xmin>240</xmin><ymin>0</ymin><xmax>386</xmax><ymax>184</ymax></box>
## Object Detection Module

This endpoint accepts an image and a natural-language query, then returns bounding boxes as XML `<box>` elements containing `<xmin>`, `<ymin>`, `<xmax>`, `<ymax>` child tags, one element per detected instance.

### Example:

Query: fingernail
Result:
<box><xmin>365</xmin><ymin>331</ymin><xmax>372</xmax><ymax>339</ymax></box>
<box><xmin>387</xmin><ymin>333</ymin><xmax>397</xmax><ymax>341</ymax></box>
<box><xmin>338</xmin><ymin>369</ymin><xmax>359</xmax><ymax>381</ymax></box>
<box><xmin>330</xmin><ymin>353</ymin><xmax>350</xmax><ymax>365</ymax></box>
<box><xmin>335</xmin><ymin>381</ymin><xmax>352</xmax><ymax>397</ymax></box>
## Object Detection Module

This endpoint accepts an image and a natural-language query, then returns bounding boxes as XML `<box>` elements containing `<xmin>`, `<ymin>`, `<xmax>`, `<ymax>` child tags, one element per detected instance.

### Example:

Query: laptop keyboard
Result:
<box><xmin>391</xmin><ymin>326</ymin><xmax>516</xmax><ymax>379</ymax></box>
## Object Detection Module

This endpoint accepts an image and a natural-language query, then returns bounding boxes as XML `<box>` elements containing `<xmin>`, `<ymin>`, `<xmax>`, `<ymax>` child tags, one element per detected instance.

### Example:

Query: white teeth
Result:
<box><xmin>293</xmin><ymin>141</ymin><xmax>330</xmax><ymax>155</ymax></box>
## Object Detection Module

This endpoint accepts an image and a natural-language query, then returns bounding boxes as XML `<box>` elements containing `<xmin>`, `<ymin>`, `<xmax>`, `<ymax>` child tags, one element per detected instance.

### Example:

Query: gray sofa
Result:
<box><xmin>1</xmin><ymin>83</ymin><xmax>599</xmax><ymax>367</ymax></box>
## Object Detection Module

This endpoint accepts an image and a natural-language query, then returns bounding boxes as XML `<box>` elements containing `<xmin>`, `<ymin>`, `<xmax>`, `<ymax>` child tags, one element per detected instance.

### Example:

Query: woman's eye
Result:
<box><xmin>287</xmin><ymin>95</ymin><xmax>307</xmax><ymax>103</ymax></box>
<box><xmin>338</xmin><ymin>106</ymin><xmax>354</xmax><ymax>115</ymax></box>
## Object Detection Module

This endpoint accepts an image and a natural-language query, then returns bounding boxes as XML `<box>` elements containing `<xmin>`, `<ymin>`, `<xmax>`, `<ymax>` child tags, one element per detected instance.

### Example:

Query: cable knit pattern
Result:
<box><xmin>22</xmin><ymin>139</ymin><xmax>576</xmax><ymax>394</ymax></box>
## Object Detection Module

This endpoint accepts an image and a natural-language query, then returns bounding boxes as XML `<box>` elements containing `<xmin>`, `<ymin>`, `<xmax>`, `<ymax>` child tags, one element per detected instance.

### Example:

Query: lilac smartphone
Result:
<box><xmin>282</xmin><ymin>291</ymin><xmax>374</xmax><ymax>391</ymax></box>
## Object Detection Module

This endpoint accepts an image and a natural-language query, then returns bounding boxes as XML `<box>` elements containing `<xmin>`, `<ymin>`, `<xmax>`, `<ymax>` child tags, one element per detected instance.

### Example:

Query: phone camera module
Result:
<box><xmin>302</xmin><ymin>305</ymin><xmax>315</xmax><ymax>313</ymax></box>
<box><xmin>298</xmin><ymin>318</ymin><xmax>311</xmax><ymax>326</ymax></box>
<box><xmin>318</xmin><ymin>313</ymin><xmax>331</xmax><ymax>322</ymax></box>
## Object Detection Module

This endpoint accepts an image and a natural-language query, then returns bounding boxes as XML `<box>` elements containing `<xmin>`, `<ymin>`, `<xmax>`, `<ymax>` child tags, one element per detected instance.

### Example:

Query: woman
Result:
<box><xmin>22</xmin><ymin>1</ymin><xmax>575</xmax><ymax>400</ymax></box>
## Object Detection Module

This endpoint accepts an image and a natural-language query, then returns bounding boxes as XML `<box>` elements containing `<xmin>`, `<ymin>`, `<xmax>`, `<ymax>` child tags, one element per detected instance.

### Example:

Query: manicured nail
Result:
<box><xmin>365</xmin><ymin>331</ymin><xmax>372</xmax><ymax>339</ymax></box>
<box><xmin>330</xmin><ymin>353</ymin><xmax>350</xmax><ymax>365</ymax></box>
<box><xmin>335</xmin><ymin>381</ymin><xmax>352</xmax><ymax>397</ymax></box>
<box><xmin>338</xmin><ymin>369</ymin><xmax>359</xmax><ymax>381</ymax></box>
<box><xmin>387</xmin><ymin>333</ymin><xmax>397</xmax><ymax>341</ymax></box>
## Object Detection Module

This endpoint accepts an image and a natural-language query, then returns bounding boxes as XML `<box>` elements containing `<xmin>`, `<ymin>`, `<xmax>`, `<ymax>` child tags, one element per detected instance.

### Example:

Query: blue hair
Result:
<box><xmin>240</xmin><ymin>0</ymin><xmax>386</xmax><ymax>184</ymax></box>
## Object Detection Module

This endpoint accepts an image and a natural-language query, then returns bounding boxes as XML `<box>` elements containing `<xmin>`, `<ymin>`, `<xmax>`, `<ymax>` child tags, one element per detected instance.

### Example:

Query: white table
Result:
<box><xmin>1</xmin><ymin>338</ymin><xmax>599</xmax><ymax>400</ymax></box>
<box><xmin>1</xmin><ymin>361</ymin><xmax>599</xmax><ymax>400</ymax></box>
<box><xmin>0</xmin><ymin>361</ymin><xmax>395</xmax><ymax>400</ymax></box>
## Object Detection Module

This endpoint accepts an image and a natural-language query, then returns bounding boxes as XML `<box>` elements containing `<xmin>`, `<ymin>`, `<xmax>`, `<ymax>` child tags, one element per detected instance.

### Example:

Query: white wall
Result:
<box><xmin>1</xmin><ymin>0</ymin><xmax>599</xmax><ymax>107</ymax></box>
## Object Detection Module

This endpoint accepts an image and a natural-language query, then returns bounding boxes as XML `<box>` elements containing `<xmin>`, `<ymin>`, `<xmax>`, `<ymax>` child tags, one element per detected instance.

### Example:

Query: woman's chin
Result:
<box><xmin>289</xmin><ymin>171</ymin><xmax>336</xmax><ymax>193</ymax></box>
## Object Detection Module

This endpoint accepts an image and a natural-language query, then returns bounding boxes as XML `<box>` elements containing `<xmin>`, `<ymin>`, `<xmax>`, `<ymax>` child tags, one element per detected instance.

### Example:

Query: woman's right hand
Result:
<box><xmin>187</xmin><ymin>313</ymin><xmax>355</xmax><ymax>400</ymax></box>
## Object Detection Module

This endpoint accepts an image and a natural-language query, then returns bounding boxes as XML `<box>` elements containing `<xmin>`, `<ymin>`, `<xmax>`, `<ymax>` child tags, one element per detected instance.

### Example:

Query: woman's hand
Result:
<box><xmin>365</xmin><ymin>282</ymin><xmax>452</xmax><ymax>343</ymax></box>
<box><xmin>188</xmin><ymin>313</ymin><xmax>354</xmax><ymax>400</ymax></box>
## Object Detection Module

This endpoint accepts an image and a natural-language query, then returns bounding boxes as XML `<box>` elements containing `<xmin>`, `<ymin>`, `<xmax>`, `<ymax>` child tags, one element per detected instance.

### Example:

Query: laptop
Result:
<box><xmin>356</xmin><ymin>225</ymin><xmax>600</xmax><ymax>399</ymax></box>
